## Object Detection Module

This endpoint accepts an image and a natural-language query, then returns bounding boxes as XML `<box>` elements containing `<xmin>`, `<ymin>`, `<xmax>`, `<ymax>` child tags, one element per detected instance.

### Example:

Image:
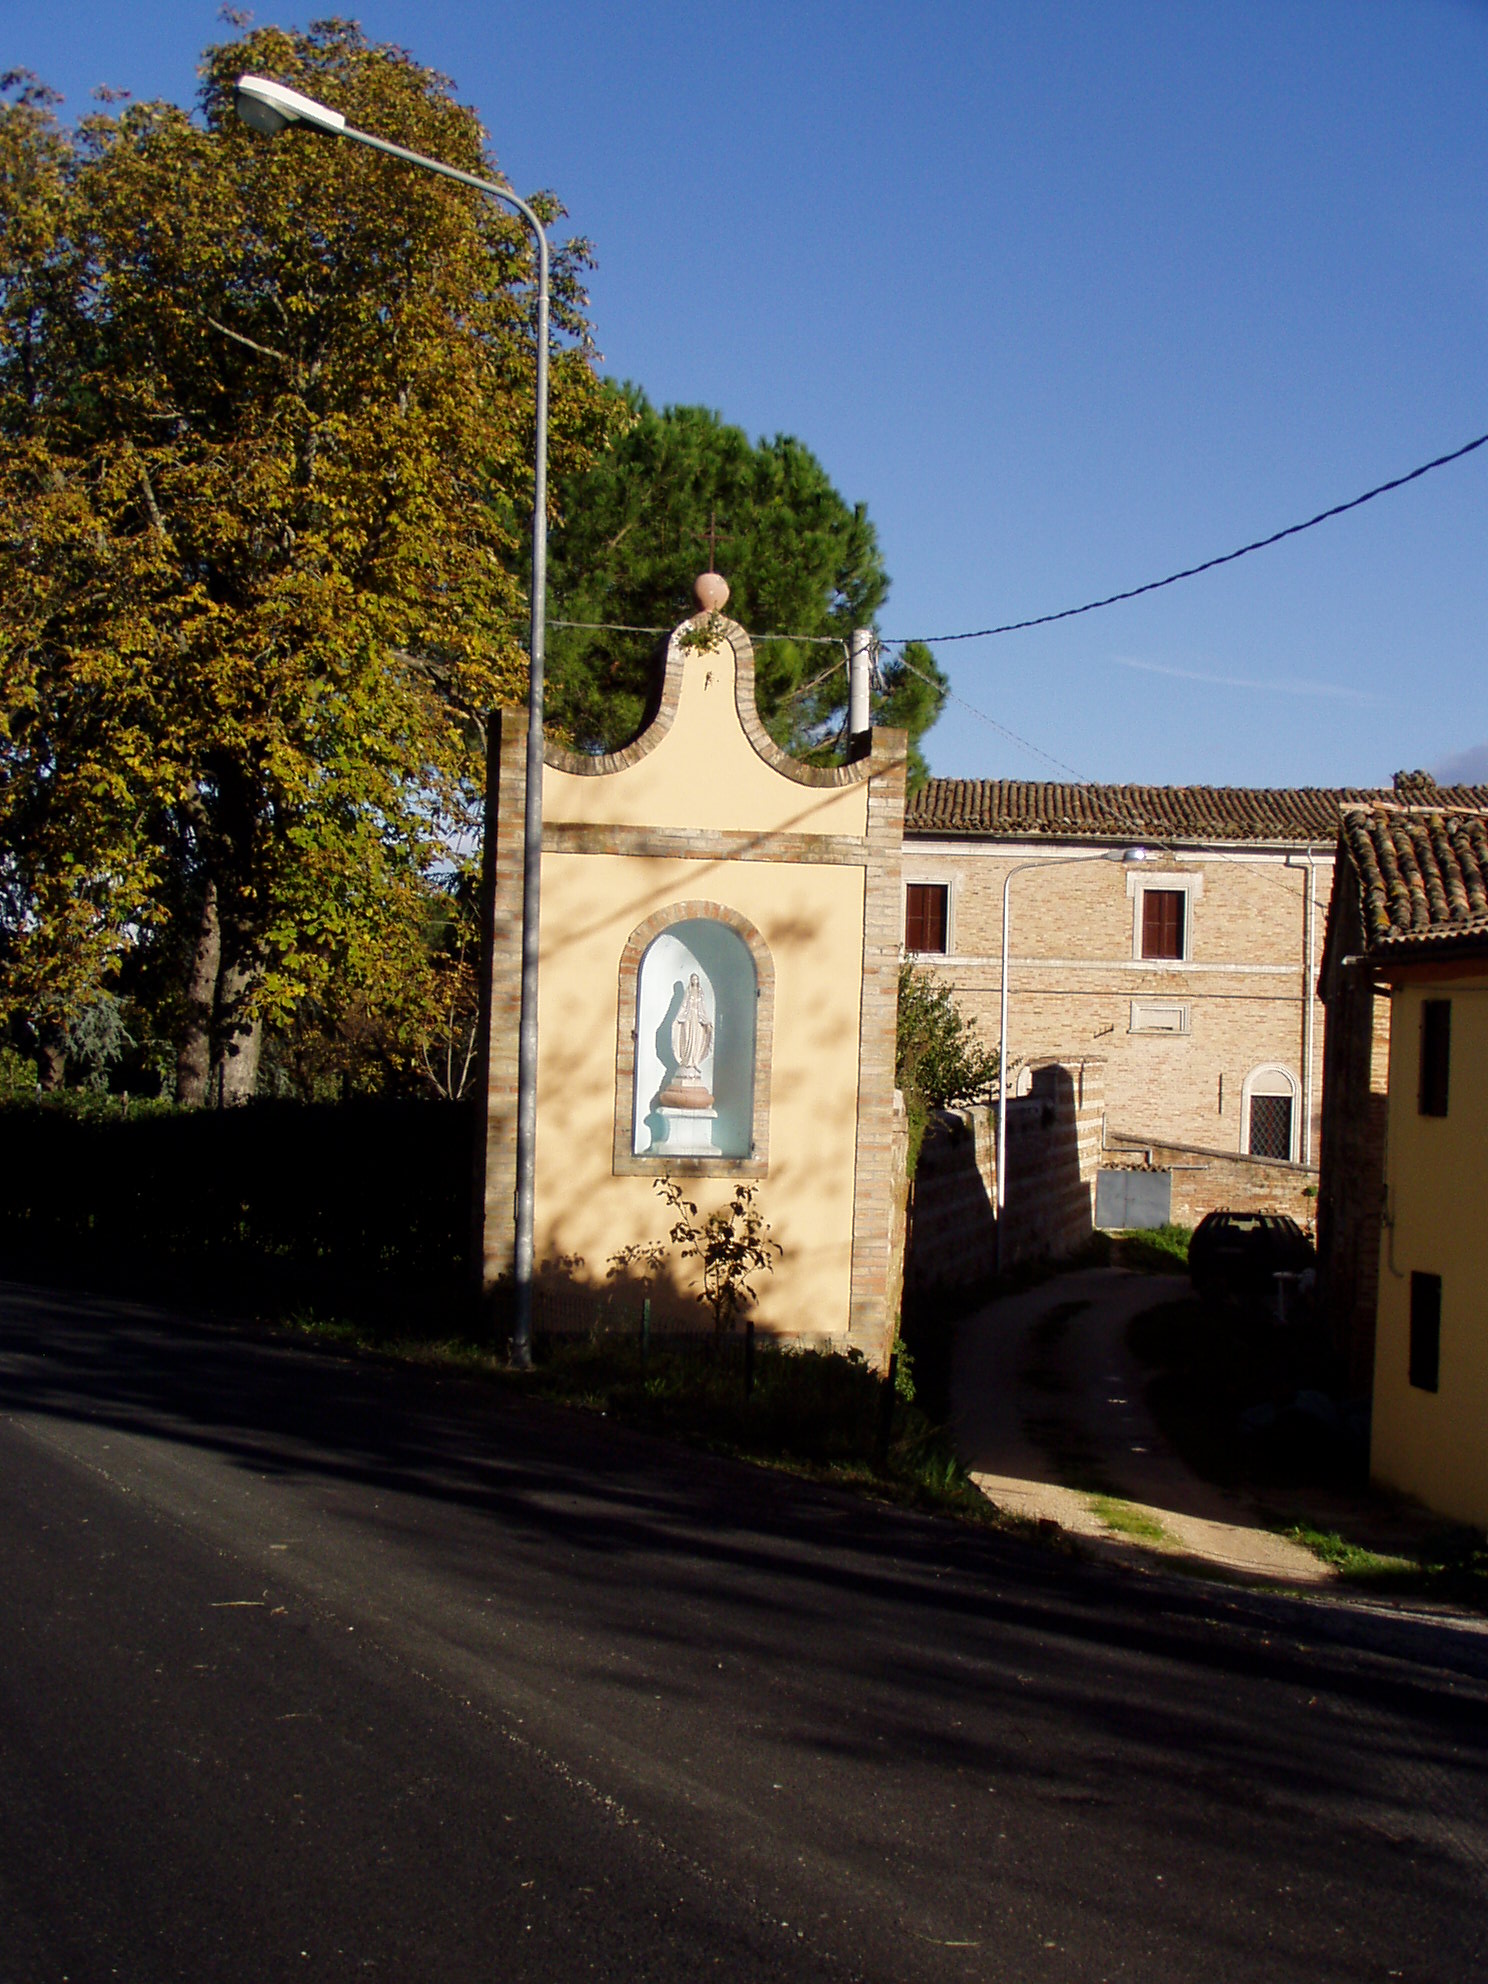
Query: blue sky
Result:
<box><xmin>7</xmin><ymin>0</ymin><xmax>1488</xmax><ymax>788</ymax></box>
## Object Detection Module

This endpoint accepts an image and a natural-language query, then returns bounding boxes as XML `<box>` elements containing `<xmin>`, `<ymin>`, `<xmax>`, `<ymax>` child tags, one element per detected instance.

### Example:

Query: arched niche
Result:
<box><xmin>614</xmin><ymin>903</ymin><xmax>773</xmax><ymax>1178</ymax></box>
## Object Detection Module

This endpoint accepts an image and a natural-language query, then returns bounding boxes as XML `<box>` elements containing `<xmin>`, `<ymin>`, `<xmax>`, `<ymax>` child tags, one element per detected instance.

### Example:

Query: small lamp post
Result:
<box><xmin>996</xmin><ymin>845</ymin><xmax>1149</xmax><ymax>1272</ymax></box>
<box><xmin>234</xmin><ymin>75</ymin><xmax>550</xmax><ymax>1363</ymax></box>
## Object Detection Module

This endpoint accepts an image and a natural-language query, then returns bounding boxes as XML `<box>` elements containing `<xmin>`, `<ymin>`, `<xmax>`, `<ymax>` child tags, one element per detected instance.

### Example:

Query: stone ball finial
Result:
<box><xmin>693</xmin><ymin>571</ymin><xmax>729</xmax><ymax>614</ymax></box>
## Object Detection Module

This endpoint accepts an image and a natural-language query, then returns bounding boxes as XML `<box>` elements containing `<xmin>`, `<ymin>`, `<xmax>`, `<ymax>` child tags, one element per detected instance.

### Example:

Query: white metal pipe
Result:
<box><xmin>1303</xmin><ymin>848</ymin><xmax>1319</xmax><ymax>1167</ymax></box>
<box><xmin>848</xmin><ymin>628</ymin><xmax>872</xmax><ymax>745</ymax></box>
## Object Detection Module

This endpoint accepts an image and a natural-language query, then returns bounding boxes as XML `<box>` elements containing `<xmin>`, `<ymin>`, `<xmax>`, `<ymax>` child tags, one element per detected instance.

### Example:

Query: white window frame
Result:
<box><xmin>903</xmin><ymin>877</ymin><xmax>953</xmax><ymax>957</ymax></box>
<box><xmin>1127</xmin><ymin>870</ymin><xmax>1203</xmax><ymax>964</ymax></box>
<box><xmin>1240</xmin><ymin>1063</ymin><xmax>1300</xmax><ymax>1163</ymax></box>
<box><xmin>1129</xmin><ymin>999</ymin><xmax>1191</xmax><ymax>1035</ymax></box>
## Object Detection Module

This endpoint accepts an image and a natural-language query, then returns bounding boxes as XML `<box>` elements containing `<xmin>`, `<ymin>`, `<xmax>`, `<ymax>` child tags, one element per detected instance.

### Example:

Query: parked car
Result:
<box><xmin>1187</xmin><ymin>1211</ymin><xmax>1316</xmax><ymax>1308</ymax></box>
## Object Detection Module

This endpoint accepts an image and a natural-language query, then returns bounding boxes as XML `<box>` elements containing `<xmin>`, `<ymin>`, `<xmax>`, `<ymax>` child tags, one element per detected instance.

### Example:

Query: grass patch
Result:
<box><xmin>1108</xmin><ymin>1224</ymin><xmax>1193</xmax><ymax>1275</ymax></box>
<box><xmin>1276</xmin><ymin>1524</ymin><xmax>1409</xmax><ymax>1578</ymax></box>
<box><xmin>1127</xmin><ymin>1293</ymin><xmax>1488</xmax><ymax>1612</ymax></box>
<box><xmin>1275</xmin><ymin>1519</ymin><xmax>1488</xmax><ymax>1607</ymax></box>
<box><xmin>1090</xmin><ymin>1495</ymin><xmax>1169</xmax><ymax>1544</ymax></box>
<box><xmin>276</xmin><ymin>1307</ymin><xmax>1003</xmax><ymax>1527</ymax></box>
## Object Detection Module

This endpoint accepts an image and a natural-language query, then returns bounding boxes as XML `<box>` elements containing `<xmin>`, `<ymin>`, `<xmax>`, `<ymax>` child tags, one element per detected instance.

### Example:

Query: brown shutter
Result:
<box><xmin>905</xmin><ymin>884</ymin><xmax>948</xmax><ymax>953</ymax></box>
<box><xmin>1419</xmin><ymin>1000</ymin><xmax>1451</xmax><ymax>1117</ymax></box>
<box><xmin>1141</xmin><ymin>889</ymin><xmax>1185</xmax><ymax>960</ymax></box>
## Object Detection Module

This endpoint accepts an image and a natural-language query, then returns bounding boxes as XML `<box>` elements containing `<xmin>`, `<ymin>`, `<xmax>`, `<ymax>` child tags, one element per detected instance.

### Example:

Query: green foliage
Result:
<box><xmin>1110</xmin><ymin>1223</ymin><xmax>1193</xmax><ymax>1273</ymax></box>
<box><xmin>0</xmin><ymin>1041</ymin><xmax>38</xmax><ymax>1101</ymax></box>
<box><xmin>653</xmin><ymin>1174</ymin><xmax>782</xmax><ymax>1337</ymax></box>
<box><xmin>507</xmin><ymin>1335</ymin><xmax>992</xmax><ymax>1520</ymax></box>
<box><xmin>1089</xmin><ymin>1496</ymin><xmax>1170</xmax><ymax>1544</ymax></box>
<box><xmin>873</xmin><ymin>640</ymin><xmax>949</xmax><ymax>792</ymax></box>
<box><xmin>0</xmin><ymin>27</ymin><xmax>619</xmax><ymax>1090</ymax></box>
<box><xmin>895</xmin><ymin>963</ymin><xmax>999</xmax><ymax>1173</ymax></box>
<box><xmin>546</xmin><ymin>390</ymin><xmax>947</xmax><ymax>777</ymax></box>
<box><xmin>0</xmin><ymin>1093</ymin><xmax>469</xmax><ymax>1288</ymax></box>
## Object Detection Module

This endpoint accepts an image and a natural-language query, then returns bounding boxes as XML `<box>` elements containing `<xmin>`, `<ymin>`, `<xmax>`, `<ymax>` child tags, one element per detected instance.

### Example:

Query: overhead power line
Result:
<box><xmin>889</xmin><ymin>644</ymin><xmax>1087</xmax><ymax>780</ymax></box>
<box><xmin>887</xmin><ymin>425</ymin><xmax>1488</xmax><ymax>645</ymax></box>
<box><xmin>549</xmin><ymin>617</ymin><xmax>842</xmax><ymax>645</ymax></box>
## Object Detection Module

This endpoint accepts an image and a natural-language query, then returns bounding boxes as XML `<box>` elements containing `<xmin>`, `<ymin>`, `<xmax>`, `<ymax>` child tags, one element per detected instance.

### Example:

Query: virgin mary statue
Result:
<box><xmin>658</xmin><ymin>973</ymin><xmax>715</xmax><ymax>1108</ymax></box>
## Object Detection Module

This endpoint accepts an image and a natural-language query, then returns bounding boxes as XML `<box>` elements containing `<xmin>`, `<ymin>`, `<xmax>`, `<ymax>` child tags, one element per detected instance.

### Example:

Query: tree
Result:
<box><xmin>895</xmin><ymin>964</ymin><xmax>999</xmax><ymax>1174</ymax></box>
<box><xmin>546</xmin><ymin>389</ymin><xmax>947</xmax><ymax>780</ymax></box>
<box><xmin>0</xmin><ymin>25</ymin><xmax>619</xmax><ymax>1100</ymax></box>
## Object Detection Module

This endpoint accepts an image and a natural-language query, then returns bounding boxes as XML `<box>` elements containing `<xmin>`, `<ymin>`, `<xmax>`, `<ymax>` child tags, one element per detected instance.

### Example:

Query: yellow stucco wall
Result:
<box><xmin>1372</xmin><ymin>970</ymin><xmax>1488</xmax><ymax>1527</ymax></box>
<box><xmin>527</xmin><ymin>626</ymin><xmax>879</xmax><ymax>1340</ymax></box>
<box><xmin>533</xmin><ymin>852</ymin><xmax>866</xmax><ymax>1334</ymax></box>
<box><xmin>545</xmin><ymin>637</ymin><xmax>870</xmax><ymax>839</ymax></box>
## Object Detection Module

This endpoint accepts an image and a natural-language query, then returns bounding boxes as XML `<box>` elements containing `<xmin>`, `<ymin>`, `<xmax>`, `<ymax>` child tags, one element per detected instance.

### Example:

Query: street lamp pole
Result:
<box><xmin>234</xmin><ymin>77</ymin><xmax>549</xmax><ymax>1363</ymax></box>
<box><xmin>996</xmin><ymin>846</ymin><xmax>1148</xmax><ymax>1273</ymax></box>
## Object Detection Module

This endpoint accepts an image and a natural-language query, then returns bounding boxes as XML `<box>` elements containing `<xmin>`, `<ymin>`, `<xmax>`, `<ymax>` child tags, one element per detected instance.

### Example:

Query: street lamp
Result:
<box><xmin>996</xmin><ymin>845</ymin><xmax>1149</xmax><ymax>1272</ymax></box>
<box><xmin>234</xmin><ymin>75</ymin><xmax>550</xmax><ymax>1363</ymax></box>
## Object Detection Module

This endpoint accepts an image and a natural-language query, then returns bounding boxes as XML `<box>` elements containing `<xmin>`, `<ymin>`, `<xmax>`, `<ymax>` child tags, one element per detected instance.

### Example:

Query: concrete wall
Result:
<box><xmin>475</xmin><ymin>613</ymin><xmax>907</xmax><ymax>1364</ymax></box>
<box><xmin>1371</xmin><ymin>968</ymin><xmax>1488</xmax><ymax>1529</ymax></box>
<box><xmin>901</xmin><ymin>839</ymin><xmax>1332</xmax><ymax>1164</ymax></box>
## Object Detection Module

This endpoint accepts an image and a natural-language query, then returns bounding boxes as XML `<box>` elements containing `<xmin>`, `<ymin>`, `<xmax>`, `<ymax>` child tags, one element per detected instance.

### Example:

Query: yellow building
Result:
<box><xmin>1345</xmin><ymin>806</ymin><xmax>1488</xmax><ymax>1528</ymax></box>
<box><xmin>474</xmin><ymin>584</ymin><xmax>908</xmax><ymax>1358</ymax></box>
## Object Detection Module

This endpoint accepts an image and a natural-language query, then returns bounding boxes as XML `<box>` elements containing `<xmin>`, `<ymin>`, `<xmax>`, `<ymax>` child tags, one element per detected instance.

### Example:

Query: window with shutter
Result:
<box><xmin>1419</xmin><ymin>1000</ymin><xmax>1451</xmax><ymax>1117</ymax></box>
<box><xmin>1409</xmin><ymin>1272</ymin><xmax>1442</xmax><ymax>1392</ymax></box>
<box><xmin>904</xmin><ymin>883</ymin><xmax>949</xmax><ymax>954</ymax></box>
<box><xmin>1140</xmin><ymin>888</ymin><xmax>1186</xmax><ymax>960</ymax></box>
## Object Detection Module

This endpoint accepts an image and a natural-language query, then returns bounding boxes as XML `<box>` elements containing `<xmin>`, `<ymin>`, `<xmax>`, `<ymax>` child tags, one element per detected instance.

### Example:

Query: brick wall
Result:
<box><xmin>904</xmin><ymin>1106</ymin><xmax>997</xmax><ymax>1292</ymax></box>
<box><xmin>1102</xmin><ymin>1130</ymin><xmax>1319</xmax><ymax>1228</ymax></box>
<box><xmin>1316</xmin><ymin>871</ymin><xmax>1392</xmax><ymax>1392</ymax></box>
<box><xmin>902</xmin><ymin>839</ymin><xmax>1332</xmax><ymax>1161</ymax></box>
<box><xmin>1003</xmin><ymin>1060</ymin><xmax>1107</xmax><ymax>1269</ymax></box>
<box><xmin>904</xmin><ymin>1057</ymin><xmax>1105</xmax><ymax>1289</ymax></box>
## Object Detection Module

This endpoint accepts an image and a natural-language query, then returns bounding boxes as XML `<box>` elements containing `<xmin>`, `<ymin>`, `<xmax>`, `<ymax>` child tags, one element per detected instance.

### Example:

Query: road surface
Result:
<box><xmin>2</xmin><ymin>1277</ymin><xmax>1485</xmax><ymax>1982</ymax></box>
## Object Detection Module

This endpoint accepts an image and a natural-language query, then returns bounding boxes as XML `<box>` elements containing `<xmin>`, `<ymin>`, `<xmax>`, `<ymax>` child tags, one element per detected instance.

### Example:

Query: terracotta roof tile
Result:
<box><xmin>906</xmin><ymin>776</ymin><xmax>1488</xmax><ymax>846</ymax></box>
<box><xmin>1341</xmin><ymin>805</ymin><xmax>1488</xmax><ymax>957</ymax></box>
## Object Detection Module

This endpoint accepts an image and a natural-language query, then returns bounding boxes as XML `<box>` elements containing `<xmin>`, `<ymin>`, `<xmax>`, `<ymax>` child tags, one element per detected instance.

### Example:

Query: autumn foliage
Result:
<box><xmin>0</xmin><ymin>22</ymin><xmax>617</xmax><ymax>1098</ymax></box>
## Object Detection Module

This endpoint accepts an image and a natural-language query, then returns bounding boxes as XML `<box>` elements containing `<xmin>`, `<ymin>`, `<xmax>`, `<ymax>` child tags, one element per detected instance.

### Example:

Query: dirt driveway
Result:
<box><xmin>952</xmin><ymin>1266</ymin><xmax>1334</xmax><ymax>1585</ymax></box>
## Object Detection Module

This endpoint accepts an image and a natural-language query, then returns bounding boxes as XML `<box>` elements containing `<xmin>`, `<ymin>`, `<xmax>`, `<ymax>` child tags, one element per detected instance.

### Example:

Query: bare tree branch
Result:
<box><xmin>205</xmin><ymin>316</ymin><xmax>292</xmax><ymax>365</ymax></box>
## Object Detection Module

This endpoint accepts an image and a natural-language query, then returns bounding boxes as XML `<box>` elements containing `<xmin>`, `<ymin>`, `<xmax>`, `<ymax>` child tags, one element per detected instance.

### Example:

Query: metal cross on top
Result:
<box><xmin>696</xmin><ymin>507</ymin><xmax>726</xmax><ymax>571</ymax></box>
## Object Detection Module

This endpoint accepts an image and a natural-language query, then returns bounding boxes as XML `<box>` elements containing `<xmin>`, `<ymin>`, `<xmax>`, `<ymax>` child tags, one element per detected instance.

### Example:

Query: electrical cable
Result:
<box><xmin>549</xmin><ymin>617</ymin><xmax>843</xmax><ymax>644</ymax></box>
<box><xmin>886</xmin><ymin>643</ymin><xmax>1086</xmax><ymax>780</ymax></box>
<box><xmin>886</xmin><ymin>425</ymin><xmax>1488</xmax><ymax>645</ymax></box>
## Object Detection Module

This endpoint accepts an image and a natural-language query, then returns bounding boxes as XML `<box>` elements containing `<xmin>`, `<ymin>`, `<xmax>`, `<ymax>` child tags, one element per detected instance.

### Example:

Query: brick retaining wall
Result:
<box><xmin>905</xmin><ymin>1057</ymin><xmax>1105</xmax><ymax>1289</ymax></box>
<box><xmin>1103</xmin><ymin>1128</ymin><xmax>1318</xmax><ymax>1230</ymax></box>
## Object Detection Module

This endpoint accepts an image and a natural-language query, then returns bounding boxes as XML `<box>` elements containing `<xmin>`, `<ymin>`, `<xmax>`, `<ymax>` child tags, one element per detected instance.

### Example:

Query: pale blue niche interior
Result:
<box><xmin>633</xmin><ymin>918</ymin><xmax>758</xmax><ymax>1158</ymax></box>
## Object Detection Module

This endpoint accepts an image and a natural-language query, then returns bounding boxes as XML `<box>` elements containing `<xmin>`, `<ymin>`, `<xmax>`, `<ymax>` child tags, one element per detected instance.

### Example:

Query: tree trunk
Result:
<box><xmin>37</xmin><ymin>1024</ymin><xmax>66</xmax><ymax>1093</ymax></box>
<box><xmin>176</xmin><ymin>877</ymin><xmax>221</xmax><ymax>1108</ymax></box>
<box><xmin>213</xmin><ymin>945</ymin><xmax>262</xmax><ymax>1106</ymax></box>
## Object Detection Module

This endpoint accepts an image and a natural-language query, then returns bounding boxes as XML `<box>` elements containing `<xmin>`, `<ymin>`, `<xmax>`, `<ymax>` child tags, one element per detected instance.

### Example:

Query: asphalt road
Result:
<box><xmin>1</xmin><ymin>1278</ymin><xmax>1485</xmax><ymax>1984</ymax></box>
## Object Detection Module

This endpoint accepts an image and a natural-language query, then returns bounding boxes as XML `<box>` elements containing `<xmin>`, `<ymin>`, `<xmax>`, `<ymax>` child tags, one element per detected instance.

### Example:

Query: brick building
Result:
<box><xmin>901</xmin><ymin>780</ymin><xmax>1367</xmax><ymax>1181</ymax></box>
<box><xmin>899</xmin><ymin>776</ymin><xmax>1488</xmax><ymax>1239</ymax></box>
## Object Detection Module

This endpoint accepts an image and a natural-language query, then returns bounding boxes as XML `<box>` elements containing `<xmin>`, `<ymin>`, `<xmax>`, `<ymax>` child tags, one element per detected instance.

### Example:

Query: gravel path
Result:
<box><xmin>952</xmin><ymin>1266</ymin><xmax>1334</xmax><ymax>1584</ymax></box>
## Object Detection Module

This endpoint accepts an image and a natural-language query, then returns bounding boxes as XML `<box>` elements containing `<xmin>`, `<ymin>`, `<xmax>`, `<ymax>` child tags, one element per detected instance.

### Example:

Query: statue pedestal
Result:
<box><xmin>652</xmin><ymin>1105</ymin><xmax>719</xmax><ymax>1157</ymax></box>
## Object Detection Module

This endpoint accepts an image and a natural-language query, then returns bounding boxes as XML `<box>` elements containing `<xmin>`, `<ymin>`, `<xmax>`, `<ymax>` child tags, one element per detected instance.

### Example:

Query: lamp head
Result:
<box><xmin>234</xmin><ymin>75</ymin><xmax>347</xmax><ymax>138</ymax></box>
<box><xmin>1112</xmin><ymin>844</ymin><xmax>1150</xmax><ymax>864</ymax></box>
